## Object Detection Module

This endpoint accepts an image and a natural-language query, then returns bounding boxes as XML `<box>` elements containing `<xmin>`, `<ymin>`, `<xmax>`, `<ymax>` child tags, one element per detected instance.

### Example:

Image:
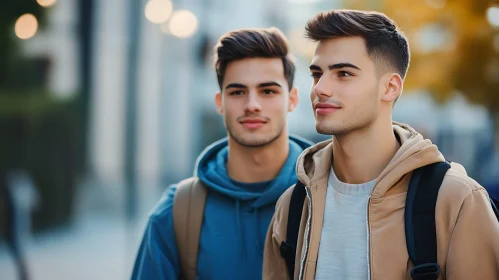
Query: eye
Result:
<box><xmin>262</xmin><ymin>89</ymin><xmax>276</xmax><ymax>95</ymax></box>
<box><xmin>338</xmin><ymin>71</ymin><xmax>353</xmax><ymax>77</ymax></box>
<box><xmin>310</xmin><ymin>72</ymin><xmax>322</xmax><ymax>79</ymax></box>
<box><xmin>229</xmin><ymin>90</ymin><xmax>245</xmax><ymax>96</ymax></box>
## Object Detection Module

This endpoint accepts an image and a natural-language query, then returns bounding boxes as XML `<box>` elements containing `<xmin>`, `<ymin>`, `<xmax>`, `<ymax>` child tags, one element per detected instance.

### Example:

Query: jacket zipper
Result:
<box><xmin>298</xmin><ymin>185</ymin><xmax>313</xmax><ymax>280</ymax></box>
<box><xmin>367</xmin><ymin>197</ymin><xmax>372</xmax><ymax>280</ymax></box>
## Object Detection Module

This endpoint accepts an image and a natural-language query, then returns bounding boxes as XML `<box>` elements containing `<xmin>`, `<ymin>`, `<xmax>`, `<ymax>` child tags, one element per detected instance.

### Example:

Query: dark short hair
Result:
<box><xmin>214</xmin><ymin>27</ymin><xmax>296</xmax><ymax>90</ymax></box>
<box><xmin>305</xmin><ymin>9</ymin><xmax>410</xmax><ymax>80</ymax></box>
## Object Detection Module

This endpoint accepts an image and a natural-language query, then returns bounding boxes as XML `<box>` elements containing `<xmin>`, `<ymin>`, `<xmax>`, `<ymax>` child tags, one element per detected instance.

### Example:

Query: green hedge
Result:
<box><xmin>0</xmin><ymin>91</ymin><xmax>84</xmax><ymax>236</ymax></box>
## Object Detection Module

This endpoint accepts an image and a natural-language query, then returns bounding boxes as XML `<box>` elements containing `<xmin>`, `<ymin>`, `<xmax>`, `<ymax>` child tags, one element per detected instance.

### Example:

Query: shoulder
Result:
<box><xmin>148</xmin><ymin>184</ymin><xmax>178</xmax><ymax>222</ymax></box>
<box><xmin>149</xmin><ymin>177</ymin><xmax>203</xmax><ymax>221</ymax></box>
<box><xmin>438</xmin><ymin>162</ymin><xmax>489</xmax><ymax>209</ymax></box>
<box><xmin>441</xmin><ymin>162</ymin><xmax>484</xmax><ymax>195</ymax></box>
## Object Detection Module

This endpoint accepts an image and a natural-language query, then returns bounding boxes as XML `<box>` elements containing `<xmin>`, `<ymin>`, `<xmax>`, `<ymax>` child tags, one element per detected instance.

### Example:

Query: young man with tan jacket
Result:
<box><xmin>263</xmin><ymin>9</ymin><xmax>499</xmax><ymax>280</ymax></box>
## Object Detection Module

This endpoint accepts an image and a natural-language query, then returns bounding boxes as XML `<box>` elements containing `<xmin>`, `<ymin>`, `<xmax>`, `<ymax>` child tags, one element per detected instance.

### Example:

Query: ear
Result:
<box><xmin>215</xmin><ymin>92</ymin><xmax>223</xmax><ymax>115</ymax></box>
<box><xmin>288</xmin><ymin>87</ymin><xmax>299</xmax><ymax>112</ymax></box>
<box><xmin>381</xmin><ymin>73</ymin><xmax>403</xmax><ymax>104</ymax></box>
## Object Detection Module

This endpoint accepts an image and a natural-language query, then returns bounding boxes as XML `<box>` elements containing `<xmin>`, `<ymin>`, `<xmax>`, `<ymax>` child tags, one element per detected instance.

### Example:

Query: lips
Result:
<box><xmin>239</xmin><ymin>118</ymin><xmax>267</xmax><ymax>129</ymax></box>
<box><xmin>314</xmin><ymin>102</ymin><xmax>341</xmax><ymax>115</ymax></box>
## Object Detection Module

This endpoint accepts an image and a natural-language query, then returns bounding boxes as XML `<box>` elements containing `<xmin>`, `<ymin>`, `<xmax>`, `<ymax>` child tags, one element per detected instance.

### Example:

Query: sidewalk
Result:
<box><xmin>0</xmin><ymin>182</ymin><xmax>162</xmax><ymax>280</ymax></box>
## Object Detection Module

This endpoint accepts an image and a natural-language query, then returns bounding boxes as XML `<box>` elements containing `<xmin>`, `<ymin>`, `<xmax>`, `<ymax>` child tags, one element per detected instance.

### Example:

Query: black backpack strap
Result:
<box><xmin>280</xmin><ymin>181</ymin><xmax>306</xmax><ymax>280</ymax></box>
<box><xmin>405</xmin><ymin>161</ymin><xmax>451</xmax><ymax>280</ymax></box>
<box><xmin>490</xmin><ymin>196</ymin><xmax>499</xmax><ymax>221</ymax></box>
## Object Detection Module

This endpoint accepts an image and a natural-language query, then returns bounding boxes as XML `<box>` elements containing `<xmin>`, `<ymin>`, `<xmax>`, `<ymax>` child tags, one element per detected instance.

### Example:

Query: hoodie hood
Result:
<box><xmin>195</xmin><ymin>135</ymin><xmax>312</xmax><ymax>208</ymax></box>
<box><xmin>296</xmin><ymin>122</ymin><xmax>445</xmax><ymax>198</ymax></box>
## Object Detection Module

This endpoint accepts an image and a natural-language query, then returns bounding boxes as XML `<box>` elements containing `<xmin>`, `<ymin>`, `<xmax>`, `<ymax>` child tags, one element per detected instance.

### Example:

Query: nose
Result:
<box><xmin>244</xmin><ymin>91</ymin><xmax>262</xmax><ymax>113</ymax></box>
<box><xmin>312</xmin><ymin>77</ymin><xmax>333</xmax><ymax>98</ymax></box>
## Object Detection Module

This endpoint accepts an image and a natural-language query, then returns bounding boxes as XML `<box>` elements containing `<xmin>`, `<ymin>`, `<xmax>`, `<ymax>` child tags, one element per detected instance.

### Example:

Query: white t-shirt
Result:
<box><xmin>315</xmin><ymin>167</ymin><xmax>376</xmax><ymax>280</ymax></box>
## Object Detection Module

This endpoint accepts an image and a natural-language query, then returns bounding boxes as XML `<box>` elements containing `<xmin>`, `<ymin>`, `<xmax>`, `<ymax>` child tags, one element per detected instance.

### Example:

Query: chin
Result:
<box><xmin>316</xmin><ymin>123</ymin><xmax>348</xmax><ymax>136</ymax></box>
<box><xmin>315</xmin><ymin>121</ymin><xmax>334</xmax><ymax>134</ymax></box>
<box><xmin>316</xmin><ymin>127</ymin><xmax>333</xmax><ymax>136</ymax></box>
<box><xmin>237</xmin><ymin>138</ymin><xmax>273</xmax><ymax>148</ymax></box>
<box><xmin>233</xmin><ymin>132</ymin><xmax>282</xmax><ymax>148</ymax></box>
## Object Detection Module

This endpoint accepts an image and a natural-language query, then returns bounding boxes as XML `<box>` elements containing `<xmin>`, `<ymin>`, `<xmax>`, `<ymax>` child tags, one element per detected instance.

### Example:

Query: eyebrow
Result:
<box><xmin>225</xmin><ymin>83</ymin><xmax>247</xmax><ymax>90</ymax></box>
<box><xmin>309</xmin><ymin>65</ymin><xmax>322</xmax><ymax>72</ymax></box>
<box><xmin>258</xmin><ymin>82</ymin><xmax>281</xmax><ymax>88</ymax></box>
<box><xmin>309</xmin><ymin>63</ymin><xmax>361</xmax><ymax>72</ymax></box>
<box><xmin>329</xmin><ymin>63</ymin><xmax>361</xmax><ymax>71</ymax></box>
<box><xmin>225</xmin><ymin>82</ymin><xmax>282</xmax><ymax>90</ymax></box>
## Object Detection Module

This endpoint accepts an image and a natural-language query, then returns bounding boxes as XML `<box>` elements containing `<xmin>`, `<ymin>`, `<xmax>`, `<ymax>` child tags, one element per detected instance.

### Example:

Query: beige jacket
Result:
<box><xmin>263</xmin><ymin>123</ymin><xmax>499</xmax><ymax>280</ymax></box>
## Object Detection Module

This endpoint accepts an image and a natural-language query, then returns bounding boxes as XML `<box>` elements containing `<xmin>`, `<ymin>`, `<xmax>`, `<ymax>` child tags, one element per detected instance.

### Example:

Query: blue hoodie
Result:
<box><xmin>131</xmin><ymin>136</ymin><xmax>312</xmax><ymax>280</ymax></box>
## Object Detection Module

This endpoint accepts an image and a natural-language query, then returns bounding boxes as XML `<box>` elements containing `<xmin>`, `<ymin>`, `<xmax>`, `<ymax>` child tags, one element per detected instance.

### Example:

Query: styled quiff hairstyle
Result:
<box><xmin>305</xmin><ymin>9</ymin><xmax>410</xmax><ymax>80</ymax></box>
<box><xmin>214</xmin><ymin>27</ymin><xmax>296</xmax><ymax>90</ymax></box>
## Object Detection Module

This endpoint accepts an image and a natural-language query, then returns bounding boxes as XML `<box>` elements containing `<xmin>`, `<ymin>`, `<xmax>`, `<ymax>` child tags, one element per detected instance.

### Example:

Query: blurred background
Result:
<box><xmin>0</xmin><ymin>0</ymin><xmax>498</xmax><ymax>279</ymax></box>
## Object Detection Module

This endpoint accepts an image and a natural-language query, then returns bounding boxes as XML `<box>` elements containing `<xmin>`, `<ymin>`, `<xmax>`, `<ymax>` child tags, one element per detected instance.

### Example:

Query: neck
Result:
<box><xmin>226</xmin><ymin>133</ymin><xmax>290</xmax><ymax>183</ymax></box>
<box><xmin>332</xmin><ymin>115</ymin><xmax>400</xmax><ymax>184</ymax></box>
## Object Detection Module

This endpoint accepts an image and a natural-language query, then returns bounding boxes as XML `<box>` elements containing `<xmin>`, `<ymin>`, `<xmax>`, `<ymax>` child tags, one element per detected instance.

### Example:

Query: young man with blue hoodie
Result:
<box><xmin>131</xmin><ymin>27</ymin><xmax>312</xmax><ymax>280</ymax></box>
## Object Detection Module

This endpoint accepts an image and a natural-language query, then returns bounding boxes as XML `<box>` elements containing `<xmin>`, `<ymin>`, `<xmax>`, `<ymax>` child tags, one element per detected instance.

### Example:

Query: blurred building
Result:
<box><xmin>21</xmin><ymin>0</ymin><xmax>80</xmax><ymax>99</ymax></box>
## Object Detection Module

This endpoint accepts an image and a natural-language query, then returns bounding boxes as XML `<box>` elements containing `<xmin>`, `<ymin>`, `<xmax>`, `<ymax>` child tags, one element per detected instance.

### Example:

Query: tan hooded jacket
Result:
<box><xmin>263</xmin><ymin>122</ymin><xmax>499</xmax><ymax>280</ymax></box>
